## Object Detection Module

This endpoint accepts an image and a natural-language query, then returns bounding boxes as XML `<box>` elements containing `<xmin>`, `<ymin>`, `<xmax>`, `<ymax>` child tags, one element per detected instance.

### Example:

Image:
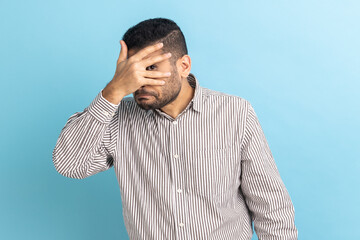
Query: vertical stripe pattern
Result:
<box><xmin>52</xmin><ymin>73</ymin><xmax>298</xmax><ymax>240</ymax></box>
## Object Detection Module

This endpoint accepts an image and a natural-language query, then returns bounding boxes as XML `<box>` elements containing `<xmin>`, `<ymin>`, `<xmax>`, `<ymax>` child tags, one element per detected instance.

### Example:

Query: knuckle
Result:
<box><xmin>127</xmin><ymin>59</ymin><xmax>135</xmax><ymax>66</ymax></box>
<box><xmin>136</xmin><ymin>70</ymin><xmax>143</xmax><ymax>77</ymax></box>
<box><xmin>131</xmin><ymin>69</ymin><xmax>139</xmax><ymax>77</ymax></box>
<box><xmin>131</xmin><ymin>62</ymin><xmax>139</xmax><ymax>69</ymax></box>
<box><xmin>148</xmin><ymin>44</ymin><xmax>156</xmax><ymax>51</ymax></box>
<box><xmin>141</xmin><ymin>49</ymin><xmax>150</xmax><ymax>56</ymax></box>
<box><xmin>125</xmin><ymin>58</ymin><xmax>132</xmax><ymax>63</ymax></box>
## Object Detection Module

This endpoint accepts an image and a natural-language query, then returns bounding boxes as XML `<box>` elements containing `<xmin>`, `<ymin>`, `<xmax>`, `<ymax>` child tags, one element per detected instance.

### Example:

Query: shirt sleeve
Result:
<box><xmin>240</xmin><ymin>101</ymin><xmax>298</xmax><ymax>239</ymax></box>
<box><xmin>52</xmin><ymin>89</ymin><xmax>120</xmax><ymax>179</ymax></box>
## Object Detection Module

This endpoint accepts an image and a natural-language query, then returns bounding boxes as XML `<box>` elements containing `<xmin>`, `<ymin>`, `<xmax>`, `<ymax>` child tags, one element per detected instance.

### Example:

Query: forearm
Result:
<box><xmin>52</xmin><ymin>90</ymin><xmax>119</xmax><ymax>179</ymax></box>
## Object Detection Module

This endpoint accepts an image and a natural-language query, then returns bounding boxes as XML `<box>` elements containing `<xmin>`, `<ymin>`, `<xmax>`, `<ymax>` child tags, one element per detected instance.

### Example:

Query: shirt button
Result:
<box><xmin>173</xmin><ymin>120</ymin><xmax>178</xmax><ymax>125</ymax></box>
<box><xmin>174</xmin><ymin>154</ymin><xmax>179</xmax><ymax>159</ymax></box>
<box><xmin>179</xmin><ymin>222</ymin><xmax>185</xmax><ymax>227</ymax></box>
<box><xmin>102</xmin><ymin>111</ymin><xmax>109</xmax><ymax>116</ymax></box>
<box><xmin>177</xmin><ymin>188</ymin><xmax>182</xmax><ymax>193</ymax></box>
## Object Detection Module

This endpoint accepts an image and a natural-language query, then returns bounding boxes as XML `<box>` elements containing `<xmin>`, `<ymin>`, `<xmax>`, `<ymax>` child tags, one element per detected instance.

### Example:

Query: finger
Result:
<box><xmin>141</xmin><ymin>52</ymin><xmax>172</xmax><ymax>68</ymax></box>
<box><xmin>131</xmin><ymin>42</ymin><xmax>163</xmax><ymax>62</ymax></box>
<box><xmin>117</xmin><ymin>40</ymin><xmax>128</xmax><ymax>64</ymax></box>
<box><xmin>141</xmin><ymin>70</ymin><xmax>171</xmax><ymax>78</ymax></box>
<box><xmin>140</xmin><ymin>77</ymin><xmax>166</xmax><ymax>86</ymax></box>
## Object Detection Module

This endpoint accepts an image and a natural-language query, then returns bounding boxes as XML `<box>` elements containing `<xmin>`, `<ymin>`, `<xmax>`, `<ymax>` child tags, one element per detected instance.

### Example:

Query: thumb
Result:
<box><xmin>117</xmin><ymin>40</ymin><xmax>128</xmax><ymax>64</ymax></box>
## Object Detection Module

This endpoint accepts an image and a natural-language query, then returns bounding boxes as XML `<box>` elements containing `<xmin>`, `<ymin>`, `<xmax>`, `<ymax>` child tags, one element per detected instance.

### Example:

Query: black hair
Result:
<box><xmin>122</xmin><ymin>18</ymin><xmax>188</xmax><ymax>65</ymax></box>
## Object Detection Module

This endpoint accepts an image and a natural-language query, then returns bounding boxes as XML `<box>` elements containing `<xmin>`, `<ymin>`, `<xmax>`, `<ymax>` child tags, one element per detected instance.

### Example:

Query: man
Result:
<box><xmin>53</xmin><ymin>17</ymin><xmax>298</xmax><ymax>239</ymax></box>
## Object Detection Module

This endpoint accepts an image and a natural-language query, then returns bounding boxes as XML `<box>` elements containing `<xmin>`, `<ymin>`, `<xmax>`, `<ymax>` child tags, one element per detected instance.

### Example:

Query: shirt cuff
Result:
<box><xmin>87</xmin><ymin>89</ymin><xmax>120</xmax><ymax>123</ymax></box>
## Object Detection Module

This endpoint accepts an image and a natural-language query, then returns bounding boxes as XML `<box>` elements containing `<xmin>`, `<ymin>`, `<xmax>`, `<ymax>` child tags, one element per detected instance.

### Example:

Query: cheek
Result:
<box><xmin>150</xmin><ymin>86</ymin><xmax>163</xmax><ymax>98</ymax></box>
<box><xmin>158</xmin><ymin>84</ymin><xmax>172</xmax><ymax>98</ymax></box>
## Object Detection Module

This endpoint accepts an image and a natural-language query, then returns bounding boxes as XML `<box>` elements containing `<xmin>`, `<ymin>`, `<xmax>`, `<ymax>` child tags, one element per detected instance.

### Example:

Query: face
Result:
<box><xmin>129</xmin><ymin>48</ymin><xmax>182</xmax><ymax>110</ymax></box>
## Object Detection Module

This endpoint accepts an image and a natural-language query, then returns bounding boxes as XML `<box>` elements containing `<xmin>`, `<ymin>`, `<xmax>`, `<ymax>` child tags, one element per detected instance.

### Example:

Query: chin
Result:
<box><xmin>136</xmin><ymin>100</ymin><xmax>155</xmax><ymax>110</ymax></box>
<box><xmin>137</xmin><ymin>105</ymin><xmax>150</xmax><ymax>110</ymax></box>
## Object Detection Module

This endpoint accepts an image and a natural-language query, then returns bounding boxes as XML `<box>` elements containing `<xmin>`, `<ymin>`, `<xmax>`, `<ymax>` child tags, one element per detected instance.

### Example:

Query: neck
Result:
<box><xmin>159</xmin><ymin>78</ymin><xmax>195</xmax><ymax>119</ymax></box>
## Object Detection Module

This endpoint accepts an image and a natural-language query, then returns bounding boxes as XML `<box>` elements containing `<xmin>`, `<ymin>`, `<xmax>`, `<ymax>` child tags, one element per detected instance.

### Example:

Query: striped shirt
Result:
<box><xmin>52</xmin><ymin>73</ymin><xmax>298</xmax><ymax>240</ymax></box>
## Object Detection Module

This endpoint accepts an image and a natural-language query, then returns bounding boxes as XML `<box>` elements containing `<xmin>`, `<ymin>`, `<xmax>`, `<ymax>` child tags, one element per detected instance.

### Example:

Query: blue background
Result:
<box><xmin>1</xmin><ymin>0</ymin><xmax>359</xmax><ymax>239</ymax></box>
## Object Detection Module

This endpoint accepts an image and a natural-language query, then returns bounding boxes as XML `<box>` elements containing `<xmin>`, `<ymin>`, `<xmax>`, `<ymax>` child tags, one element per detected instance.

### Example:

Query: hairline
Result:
<box><xmin>127</xmin><ymin>30</ymin><xmax>184</xmax><ymax>66</ymax></box>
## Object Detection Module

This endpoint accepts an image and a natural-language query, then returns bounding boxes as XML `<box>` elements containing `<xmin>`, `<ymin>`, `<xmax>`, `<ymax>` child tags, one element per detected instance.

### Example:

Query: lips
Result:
<box><xmin>137</xmin><ymin>94</ymin><xmax>153</xmax><ymax>98</ymax></box>
<box><xmin>136</xmin><ymin>93</ymin><xmax>155</xmax><ymax>100</ymax></box>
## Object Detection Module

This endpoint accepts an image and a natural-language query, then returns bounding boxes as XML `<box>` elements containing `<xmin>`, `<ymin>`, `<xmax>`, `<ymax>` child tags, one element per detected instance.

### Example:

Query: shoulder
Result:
<box><xmin>201</xmin><ymin>86</ymin><xmax>250</xmax><ymax>109</ymax></box>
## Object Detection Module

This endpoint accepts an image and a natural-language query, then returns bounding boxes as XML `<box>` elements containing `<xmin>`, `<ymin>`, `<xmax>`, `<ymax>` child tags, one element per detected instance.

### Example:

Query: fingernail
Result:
<box><xmin>165</xmin><ymin>72</ymin><xmax>171</xmax><ymax>76</ymax></box>
<box><xmin>166</xmin><ymin>53</ymin><xmax>172</xmax><ymax>57</ymax></box>
<box><xmin>158</xmin><ymin>42</ymin><xmax>163</xmax><ymax>47</ymax></box>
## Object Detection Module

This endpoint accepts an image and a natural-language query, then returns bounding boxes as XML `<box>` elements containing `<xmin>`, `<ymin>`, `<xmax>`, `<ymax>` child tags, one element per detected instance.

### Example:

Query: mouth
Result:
<box><xmin>136</xmin><ymin>94</ymin><xmax>154</xmax><ymax>100</ymax></box>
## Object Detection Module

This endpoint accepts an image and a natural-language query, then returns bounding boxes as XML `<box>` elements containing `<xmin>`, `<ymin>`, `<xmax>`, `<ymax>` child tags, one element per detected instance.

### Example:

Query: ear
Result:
<box><xmin>177</xmin><ymin>55</ymin><xmax>191</xmax><ymax>78</ymax></box>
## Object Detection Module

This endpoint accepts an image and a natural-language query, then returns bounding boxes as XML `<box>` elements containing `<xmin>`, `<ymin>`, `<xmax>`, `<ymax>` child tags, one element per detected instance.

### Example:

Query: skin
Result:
<box><xmin>102</xmin><ymin>40</ymin><xmax>194</xmax><ymax>119</ymax></box>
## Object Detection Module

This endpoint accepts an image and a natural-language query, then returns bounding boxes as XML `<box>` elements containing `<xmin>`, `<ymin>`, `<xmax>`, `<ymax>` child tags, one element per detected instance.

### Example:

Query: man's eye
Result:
<box><xmin>146</xmin><ymin>65</ymin><xmax>156</xmax><ymax>71</ymax></box>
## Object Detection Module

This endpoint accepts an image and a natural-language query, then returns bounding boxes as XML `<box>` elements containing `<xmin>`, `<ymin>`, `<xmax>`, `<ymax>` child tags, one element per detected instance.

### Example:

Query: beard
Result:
<box><xmin>133</xmin><ymin>68</ymin><xmax>182</xmax><ymax>110</ymax></box>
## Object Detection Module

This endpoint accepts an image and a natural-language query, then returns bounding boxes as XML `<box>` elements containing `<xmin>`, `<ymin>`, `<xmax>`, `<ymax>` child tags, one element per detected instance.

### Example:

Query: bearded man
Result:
<box><xmin>53</xmin><ymin>17</ymin><xmax>298</xmax><ymax>240</ymax></box>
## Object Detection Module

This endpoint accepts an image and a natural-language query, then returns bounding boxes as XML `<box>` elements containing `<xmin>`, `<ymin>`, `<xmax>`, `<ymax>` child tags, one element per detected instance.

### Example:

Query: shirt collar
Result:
<box><xmin>187</xmin><ymin>73</ymin><xmax>203</xmax><ymax>113</ymax></box>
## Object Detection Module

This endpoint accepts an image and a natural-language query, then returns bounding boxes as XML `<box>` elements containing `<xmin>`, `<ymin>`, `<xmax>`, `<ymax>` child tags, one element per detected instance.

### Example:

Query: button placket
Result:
<box><xmin>168</xmin><ymin>118</ymin><xmax>189</xmax><ymax>238</ymax></box>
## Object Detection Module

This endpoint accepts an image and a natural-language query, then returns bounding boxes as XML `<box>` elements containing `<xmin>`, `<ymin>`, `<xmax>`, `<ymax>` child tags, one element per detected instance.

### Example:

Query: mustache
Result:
<box><xmin>134</xmin><ymin>89</ymin><xmax>157</xmax><ymax>96</ymax></box>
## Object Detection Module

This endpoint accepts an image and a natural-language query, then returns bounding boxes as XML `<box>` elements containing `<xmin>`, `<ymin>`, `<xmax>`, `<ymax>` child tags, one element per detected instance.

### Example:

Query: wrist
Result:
<box><xmin>102</xmin><ymin>86</ymin><xmax>125</xmax><ymax>105</ymax></box>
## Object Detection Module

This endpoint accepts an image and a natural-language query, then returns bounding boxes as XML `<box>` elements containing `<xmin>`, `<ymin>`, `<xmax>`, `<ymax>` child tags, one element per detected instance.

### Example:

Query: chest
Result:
<box><xmin>116</xmin><ymin>110</ymin><xmax>244</xmax><ymax>204</ymax></box>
